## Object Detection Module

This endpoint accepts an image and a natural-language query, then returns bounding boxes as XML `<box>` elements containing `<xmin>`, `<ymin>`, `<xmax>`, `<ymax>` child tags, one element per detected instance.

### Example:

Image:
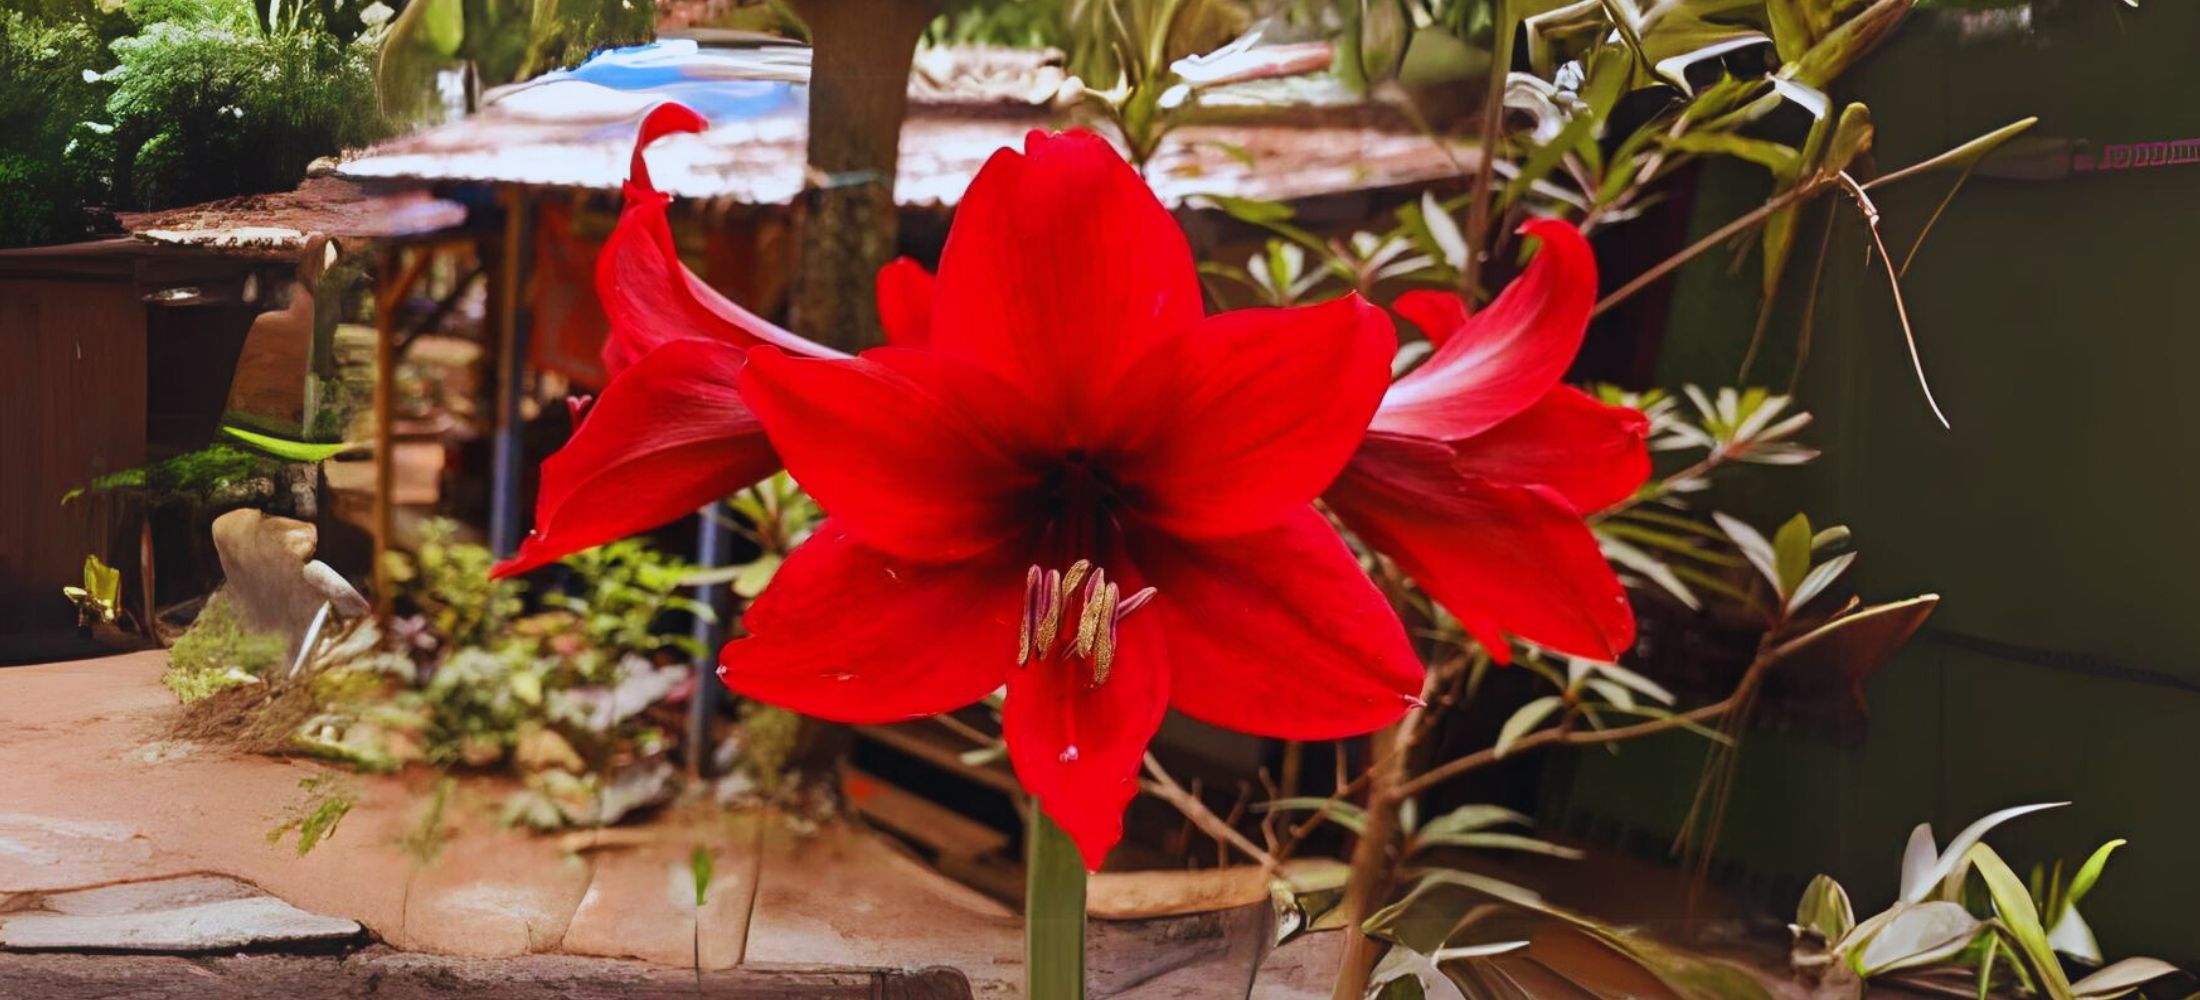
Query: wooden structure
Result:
<box><xmin>0</xmin><ymin>181</ymin><xmax>464</xmax><ymax>659</ymax></box>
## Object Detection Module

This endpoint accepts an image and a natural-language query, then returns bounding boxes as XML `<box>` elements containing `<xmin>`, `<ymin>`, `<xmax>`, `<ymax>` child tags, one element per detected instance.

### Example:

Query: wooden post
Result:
<box><xmin>370</xmin><ymin>245</ymin><xmax>400</xmax><ymax>617</ymax></box>
<box><xmin>785</xmin><ymin>0</ymin><xmax>940</xmax><ymax>352</ymax></box>
<box><xmin>688</xmin><ymin>500</ymin><xmax>733</xmax><ymax>779</ymax></box>
<box><xmin>488</xmin><ymin>188</ymin><xmax>535</xmax><ymax>558</ymax></box>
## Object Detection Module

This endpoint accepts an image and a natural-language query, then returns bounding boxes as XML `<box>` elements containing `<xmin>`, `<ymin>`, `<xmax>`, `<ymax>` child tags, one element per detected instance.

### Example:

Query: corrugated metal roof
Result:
<box><xmin>114</xmin><ymin>177</ymin><xmax>470</xmax><ymax>256</ymax></box>
<box><xmin>338</xmin><ymin>40</ymin><xmax>1478</xmax><ymax>208</ymax></box>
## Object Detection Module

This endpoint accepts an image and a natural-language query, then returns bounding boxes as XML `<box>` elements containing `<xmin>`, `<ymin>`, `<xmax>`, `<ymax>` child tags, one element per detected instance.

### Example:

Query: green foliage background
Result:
<box><xmin>0</xmin><ymin>0</ymin><xmax>390</xmax><ymax>246</ymax></box>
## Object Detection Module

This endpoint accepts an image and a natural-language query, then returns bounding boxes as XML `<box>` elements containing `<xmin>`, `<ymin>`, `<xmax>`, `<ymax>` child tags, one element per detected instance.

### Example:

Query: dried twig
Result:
<box><xmin>1140</xmin><ymin>753</ymin><xmax>1276</xmax><ymax>869</ymax></box>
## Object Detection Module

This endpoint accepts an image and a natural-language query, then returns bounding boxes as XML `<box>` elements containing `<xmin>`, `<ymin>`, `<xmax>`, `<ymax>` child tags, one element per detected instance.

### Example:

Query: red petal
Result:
<box><xmin>718</xmin><ymin>521</ymin><xmax>1019</xmax><ymax>722</ymax></box>
<box><xmin>1391</xmin><ymin>289</ymin><xmax>1470</xmax><ymax>347</ymax></box>
<box><xmin>1003</xmin><ymin>608</ymin><xmax>1169</xmax><ymax>871</ymax></box>
<box><xmin>1108</xmin><ymin>295</ymin><xmax>1396</xmax><ymax>539</ymax></box>
<box><xmin>875</xmin><ymin>257</ymin><xmax>935</xmax><ymax>348</ymax></box>
<box><xmin>598</xmin><ymin>109</ymin><xmax>839</xmax><ymax>378</ymax></box>
<box><xmin>1450</xmin><ymin>386</ymin><xmax>1650</xmax><ymax>514</ymax></box>
<box><xmin>927</xmin><ymin>130</ymin><xmax>1202</xmax><ymax>423</ymax></box>
<box><xmin>1129</xmin><ymin>508</ymin><xmax>1420</xmax><ymax>740</ymax></box>
<box><xmin>492</xmin><ymin>339</ymin><xmax>778</xmax><ymax>577</ymax></box>
<box><xmin>1371</xmin><ymin>219</ymin><xmax>1597</xmax><ymax>442</ymax></box>
<box><xmin>629</xmin><ymin>102</ymin><xmax>708</xmax><ymax>193</ymax></box>
<box><xmin>736</xmin><ymin>346</ymin><xmax>1044</xmax><ymax>562</ymax></box>
<box><xmin>1327</xmin><ymin>433</ymin><xmax>1635</xmax><ymax>662</ymax></box>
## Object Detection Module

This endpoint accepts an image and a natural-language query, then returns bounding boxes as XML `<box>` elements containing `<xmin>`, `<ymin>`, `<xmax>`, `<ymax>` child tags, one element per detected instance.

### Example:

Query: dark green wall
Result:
<box><xmin>1561</xmin><ymin>0</ymin><xmax>2200</xmax><ymax>961</ymax></box>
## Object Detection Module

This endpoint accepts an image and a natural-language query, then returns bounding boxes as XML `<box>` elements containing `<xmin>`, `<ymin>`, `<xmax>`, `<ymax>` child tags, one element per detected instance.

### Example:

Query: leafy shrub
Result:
<box><xmin>0</xmin><ymin>10</ymin><xmax>108</xmax><ymax>245</ymax></box>
<box><xmin>298</xmin><ymin>521</ymin><xmax>728</xmax><ymax>827</ymax></box>
<box><xmin>165</xmin><ymin>591</ymin><xmax>284</xmax><ymax>702</ymax></box>
<box><xmin>104</xmin><ymin>0</ymin><xmax>389</xmax><ymax>209</ymax></box>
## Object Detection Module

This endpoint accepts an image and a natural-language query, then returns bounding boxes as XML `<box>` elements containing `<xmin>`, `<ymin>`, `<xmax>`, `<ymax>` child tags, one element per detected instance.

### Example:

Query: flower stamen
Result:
<box><xmin>1016</xmin><ymin>561</ymin><xmax>1158</xmax><ymax>686</ymax></box>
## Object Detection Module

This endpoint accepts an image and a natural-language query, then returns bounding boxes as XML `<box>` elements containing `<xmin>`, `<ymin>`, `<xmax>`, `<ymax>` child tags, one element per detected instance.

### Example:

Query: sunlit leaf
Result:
<box><xmin>221</xmin><ymin>424</ymin><xmax>355</xmax><ymax>461</ymax></box>
<box><xmin>1966</xmin><ymin>842</ymin><xmax>2076</xmax><ymax>1000</ymax></box>
<box><xmin>1660</xmin><ymin>131</ymin><xmax>1799</xmax><ymax>173</ymax></box>
<box><xmin>1825</xmin><ymin>103</ymin><xmax>1875</xmax><ymax>174</ymax></box>
<box><xmin>1772</xmin><ymin>513</ymin><xmax>1813</xmax><ymax>598</ymax></box>
<box><xmin>1866</xmin><ymin>117</ymin><xmax>2040</xmax><ymax>190</ymax></box>
<box><xmin>1787</xmin><ymin>551</ymin><xmax>1856</xmax><ymax>612</ymax></box>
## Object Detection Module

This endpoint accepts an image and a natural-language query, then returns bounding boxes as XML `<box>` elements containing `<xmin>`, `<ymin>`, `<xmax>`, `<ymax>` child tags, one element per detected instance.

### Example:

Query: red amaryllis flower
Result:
<box><xmin>723</xmin><ymin>129</ymin><xmax>1423</xmax><ymax>868</ymax></box>
<box><xmin>1324</xmin><ymin>219</ymin><xmax>1652</xmax><ymax>664</ymax></box>
<box><xmin>499</xmin><ymin>102</ymin><xmax>1646</xmax><ymax>867</ymax></box>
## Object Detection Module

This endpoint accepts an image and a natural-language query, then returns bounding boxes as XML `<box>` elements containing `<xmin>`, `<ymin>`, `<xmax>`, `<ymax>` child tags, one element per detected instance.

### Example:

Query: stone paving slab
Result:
<box><xmin>0</xmin><ymin>875</ymin><xmax>361</xmax><ymax>951</ymax></box>
<box><xmin>0</xmin><ymin>652</ymin><xmax>1374</xmax><ymax>994</ymax></box>
<box><xmin>559</xmin><ymin>814</ymin><xmax>764</xmax><ymax>969</ymax></box>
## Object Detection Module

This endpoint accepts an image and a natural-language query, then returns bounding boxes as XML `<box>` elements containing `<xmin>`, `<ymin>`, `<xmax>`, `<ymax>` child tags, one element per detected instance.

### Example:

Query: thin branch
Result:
<box><xmin>1459</xmin><ymin>1</ymin><xmax>1515</xmax><ymax>299</ymax></box>
<box><xmin>1141</xmin><ymin>753</ymin><xmax>1276</xmax><ymax>869</ymax></box>
<box><xmin>1834</xmin><ymin>170</ymin><xmax>1951</xmax><ymax>428</ymax></box>
<box><xmin>1395</xmin><ymin>628</ymin><xmax>1809</xmax><ymax>801</ymax></box>
<box><xmin>1593</xmin><ymin>179</ymin><xmax>1825</xmax><ymax>318</ymax></box>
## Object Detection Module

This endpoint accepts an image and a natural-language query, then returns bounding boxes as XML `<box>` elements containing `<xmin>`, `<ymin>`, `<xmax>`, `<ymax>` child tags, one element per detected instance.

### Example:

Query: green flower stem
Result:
<box><xmin>1025</xmin><ymin>801</ymin><xmax>1087</xmax><ymax>1000</ymax></box>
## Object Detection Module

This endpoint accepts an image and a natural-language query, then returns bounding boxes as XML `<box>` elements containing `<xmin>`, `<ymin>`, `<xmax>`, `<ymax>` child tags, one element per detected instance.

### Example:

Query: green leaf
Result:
<box><xmin>1765</xmin><ymin>0</ymin><xmax>1814</xmax><ymax>62</ymax></box>
<box><xmin>1365</xmin><ymin>869</ymin><xmax>1552</xmax><ymax>954</ymax></box>
<box><xmin>1866</xmin><ymin>117</ymin><xmax>2040</xmax><ymax>190</ymax></box>
<box><xmin>1255</xmin><ymin>797</ymin><xmax>1369</xmax><ymax>835</ymax></box>
<box><xmin>1413</xmin><ymin>831</ymin><xmax>1584</xmax><ymax>859</ymax></box>
<box><xmin>420</xmin><ymin>0</ymin><xmax>463</xmax><ymax>55</ymax></box>
<box><xmin>1495</xmin><ymin>695</ymin><xmax>1564</xmax><ymax>758</ymax></box>
<box><xmin>1192</xmin><ymin>193</ymin><xmax>1295</xmax><ymax>225</ymax></box>
<box><xmin>1795</xmin><ymin>874</ymin><xmax>1854</xmax><ymax>942</ymax></box>
<box><xmin>1825</xmin><ymin>102</ymin><xmax>1875</xmax><ymax>174</ymax></box>
<box><xmin>690</xmin><ymin>845</ymin><xmax>713</xmax><ymax>907</ymax></box>
<box><xmin>1903</xmin><ymin>802</ymin><xmax>2067</xmax><ymax>904</ymax></box>
<box><xmin>1788</xmin><ymin>551</ymin><xmax>1856</xmax><ymax>613</ymax></box>
<box><xmin>1772</xmin><ymin>513</ymin><xmax>1814</xmax><ymax>598</ymax></box>
<box><xmin>1418</xmin><ymin>804</ymin><xmax>1531</xmax><ymax>839</ymax></box>
<box><xmin>732</xmin><ymin>553</ymin><xmax>782</xmax><ymax>599</ymax></box>
<box><xmin>1783</xmin><ymin>0</ymin><xmax>1909</xmax><ymax>90</ymax></box>
<box><xmin>1660</xmin><ymin>131</ymin><xmax>1800</xmax><ymax>173</ymax></box>
<box><xmin>1966</xmin><ymin>843</ymin><xmax>2075</xmax><ymax>1000</ymax></box>
<box><xmin>1599</xmin><ymin>534</ymin><xmax>1704</xmax><ymax>611</ymax></box>
<box><xmin>2061</xmin><ymin>839</ymin><xmax>2124</xmax><ymax>918</ymax></box>
<box><xmin>221</xmin><ymin>424</ymin><xmax>354</xmax><ymax>462</ymax></box>
<box><xmin>1712</xmin><ymin>512</ymin><xmax>1780</xmax><ymax>590</ymax></box>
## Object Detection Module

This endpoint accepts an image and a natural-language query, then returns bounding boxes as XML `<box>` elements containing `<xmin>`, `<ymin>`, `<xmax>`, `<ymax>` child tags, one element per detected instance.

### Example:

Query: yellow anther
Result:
<box><xmin>1091</xmin><ymin>582</ymin><xmax>1120</xmax><ymax>686</ymax></box>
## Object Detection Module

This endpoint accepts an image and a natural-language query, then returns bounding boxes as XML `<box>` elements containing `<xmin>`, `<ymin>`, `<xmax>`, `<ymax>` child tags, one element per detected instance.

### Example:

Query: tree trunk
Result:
<box><xmin>786</xmin><ymin>0</ymin><xmax>940</xmax><ymax>353</ymax></box>
<box><xmin>777</xmin><ymin>0</ymin><xmax>940</xmax><ymax>791</ymax></box>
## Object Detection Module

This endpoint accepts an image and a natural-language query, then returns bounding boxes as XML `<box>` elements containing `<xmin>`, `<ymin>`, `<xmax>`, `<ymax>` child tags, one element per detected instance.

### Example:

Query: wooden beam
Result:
<box><xmin>0</xmin><ymin>951</ymin><xmax>974</xmax><ymax>999</ymax></box>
